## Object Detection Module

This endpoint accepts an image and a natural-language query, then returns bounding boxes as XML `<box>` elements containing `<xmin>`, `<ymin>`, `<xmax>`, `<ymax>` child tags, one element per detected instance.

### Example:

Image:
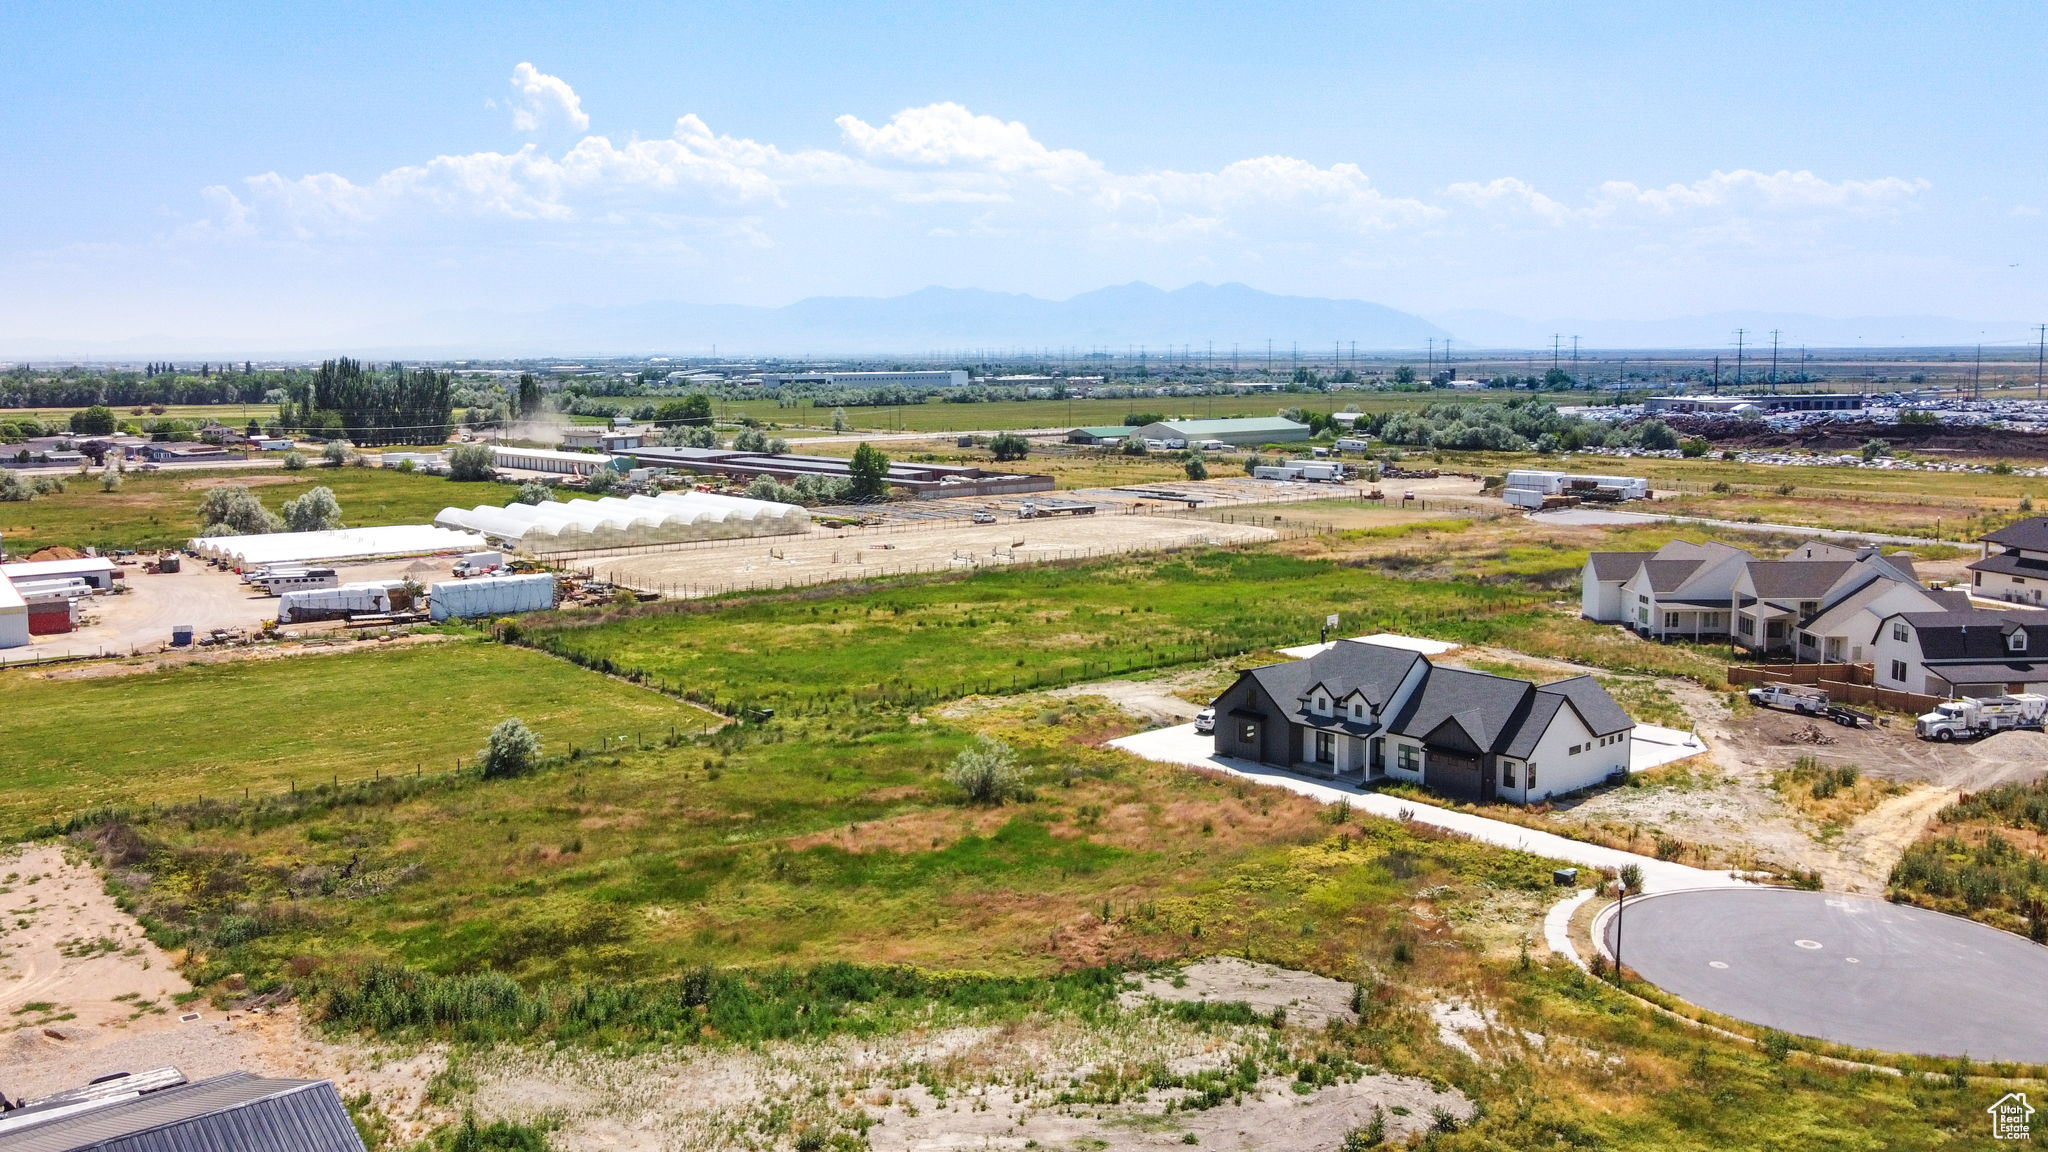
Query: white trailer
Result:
<box><xmin>251</xmin><ymin>568</ymin><xmax>340</xmax><ymax>595</ymax></box>
<box><xmin>1915</xmin><ymin>694</ymin><xmax>2048</xmax><ymax>742</ymax></box>
<box><xmin>275</xmin><ymin>579</ymin><xmax>407</xmax><ymax>623</ymax></box>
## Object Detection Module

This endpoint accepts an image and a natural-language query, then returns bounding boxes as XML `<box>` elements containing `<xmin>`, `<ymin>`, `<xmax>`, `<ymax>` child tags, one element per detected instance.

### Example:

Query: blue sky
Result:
<box><xmin>4</xmin><ymin>0</ymin><xmax>2045</xmax><ymax>347</ymax></box>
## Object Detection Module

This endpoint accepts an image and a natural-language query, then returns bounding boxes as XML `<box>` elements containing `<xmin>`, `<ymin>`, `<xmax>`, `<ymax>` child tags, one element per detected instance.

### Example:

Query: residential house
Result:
<box><xmin>1584</xmin><ymin>538</ymin><xmax>1949</xmax><ymax>660</ymax></box>
<box><xmin>1730</xmin><ymin>546</ymin><xmax>1924</xmax><ymax>657</ymax></box>
<box><xmin>1208</xmin><ymin>640</ymin><xmax>1634</xmax><ymax>803</ymax></box>
<box><xmin>138</xmin><ymin>441</ymin><xmax>244</xmax><ymax>464</ymax></box>
<box><xmin>1970</xmin><ymin>517</ymin><xmax>2048</xmax><ymax>605</ymax></box>
<box><xmin>1869</xmin><ymin>609</ymin><xmax>2048</xmax><ymax>697</ymax></box>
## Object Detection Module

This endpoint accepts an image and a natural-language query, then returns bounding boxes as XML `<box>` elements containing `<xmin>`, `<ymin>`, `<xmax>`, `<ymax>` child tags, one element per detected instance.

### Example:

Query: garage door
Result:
<box><xmin>1424</xmin><ymin>750</ymin><xmax>1491</xmax><ymax>802</ymax></box>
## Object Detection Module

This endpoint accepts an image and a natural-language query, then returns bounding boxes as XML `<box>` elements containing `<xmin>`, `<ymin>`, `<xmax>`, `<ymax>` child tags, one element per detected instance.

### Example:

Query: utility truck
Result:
<box><xmin>1915</xmin><ymin>694</ymin><xmax>2048</xmax><ymax>742</ymax></box>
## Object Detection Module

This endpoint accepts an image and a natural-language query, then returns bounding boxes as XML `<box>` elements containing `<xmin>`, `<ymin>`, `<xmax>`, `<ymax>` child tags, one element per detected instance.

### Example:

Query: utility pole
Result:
<box><xmin>1571</xmin><ymin>335</ymin><xmax>1580</xmax><ymax>372</ymax></box>
<box><xmin>2036</xmin><ymin>324</ymin><xmax>2046</xmax><ymax>401</ymax></box>
<box><xmin>1734</xmin><ymin>329</ymin><xmax>1746</xmax><ymax>390</ymax></box>
<box><xmin>1712</xmin><ymin>354</ymin><xmax>1720</xmax><ymax>392</ymax></box>
<box><xmin>1769</xmin><ymin>329</ymin><xmax>1780</xmax><ymax>393</ymax></box>
<box><xmin>1551</xmin><ymin>333</ymin><xmax>1561</xmax><ymax>373</ymax></box>
<box><xmin>1975</xmin><ymin>343</ymin><xmax>1984</xmax><ymax>401</ymax></box>
<box><xmin>1427</xmin><ymin>337</ymin><xmax>1435</xmax><ymax>377</ymax></box>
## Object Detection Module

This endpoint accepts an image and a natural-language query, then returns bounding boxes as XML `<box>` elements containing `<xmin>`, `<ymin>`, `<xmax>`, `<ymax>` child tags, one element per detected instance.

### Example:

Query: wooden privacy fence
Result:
<box><xmin>1727</xmin><ymin>662</ymin><xmax>1941</xmax><ymax>715</ymax></box>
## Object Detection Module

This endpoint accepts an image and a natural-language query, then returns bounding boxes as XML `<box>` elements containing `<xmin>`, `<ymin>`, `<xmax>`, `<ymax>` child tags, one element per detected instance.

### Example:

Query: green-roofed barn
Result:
<box><xmin>1131</xmin><ymin>417</ymin><xmax>1312</xmax><ymax>447</ymax></box>
<box><xmin>1066</xmin><ymin>425</ymin><xmax>1135</xmax><ymax>445</ymax></box>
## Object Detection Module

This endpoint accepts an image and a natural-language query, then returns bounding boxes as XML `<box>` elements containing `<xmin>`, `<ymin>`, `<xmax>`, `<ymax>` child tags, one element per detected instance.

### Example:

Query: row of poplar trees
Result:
<box><xmin>278</xmin><ymin>358</ymin><xmax>453</xmax><ymax>447</ymax></box>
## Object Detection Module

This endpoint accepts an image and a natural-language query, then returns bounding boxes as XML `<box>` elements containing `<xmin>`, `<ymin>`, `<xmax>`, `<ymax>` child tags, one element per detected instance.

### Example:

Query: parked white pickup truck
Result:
<box><xmin>1746</xmin><ymin>683</ymin><xmax>1830</xmax><ymax>715</ymax></box>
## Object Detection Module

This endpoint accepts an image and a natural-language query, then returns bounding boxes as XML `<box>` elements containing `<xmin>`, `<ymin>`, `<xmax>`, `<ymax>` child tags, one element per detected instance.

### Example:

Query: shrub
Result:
<box><xmin>514</xmin><ymin>480</ymin><xmax>556</xmax><ymax>505</ymax></box>
<box><xmin>449</xmin><ymin>443</ymin><xmax>497</xmax><ymax>481</ymax></box>
<box><xmin>282</xmin><ymin>450</ymin><xmax>308</xmax><ymax>471</ymax></box>
<box><xmin>198</xmin><ymin>484</ymin><xmax>282</xmax><ymax>535</ymax></box>
<box><xmin>1</xmin><ymin>471</ymin><xmax>36</xmax><ymax>502</ymax></box>
<box><xmin>480</xmin><ymin>719</ymin><xmax>542</xmax><ymax>780</ymax></box>
<box><xmin>989</xmin><ymin>432</ymin><xmax>1031</xmax><ymax>461</ymax></box>
<box><xmin>1182</xmin><ymin>451</ymin><xmax>1208</xmax><ymax>481</ymax></box>
<box><xmin>99</xmin><ymin>470</ymin><xmax>121</xmax><ymax>493</ymax></box>
<box><xmin>946</xmin><ymin>735</ymin><xmax>1025</xmax><ymax>805</ymax></box>
<box><xmin>281</xmin><ymin>486</ymin><xmax>344</xmax><ymax>533</ymax></box>
<box><xmin>1121</xmin><ymin>437</ymin><xmax>1149</xmax><ymax>457</ymax></box>
<box><xmin>580</xmin><ymin>468</ymin><xmax>620</xmax><ymax>496</ymax></box>
<box><xmin>322</xmin><ymin>440</ymin><xmax>352</xmax><ymax>467</ymax></box>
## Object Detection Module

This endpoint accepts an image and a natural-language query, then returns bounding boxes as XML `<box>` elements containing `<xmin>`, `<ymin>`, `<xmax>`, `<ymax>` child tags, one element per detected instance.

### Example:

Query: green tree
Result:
<box><xmin>448</xmin><ymin>443</ymin><xmax>497</xmax><ymax>481</ymax></box>
<box><xmin>1244</xmin><ymin>452</ymin><xmax>1266</xmax><ymax>474</ymax></box>
<box><xmin>280</xmin><ymin>485</ymin><xmax>343</xmax><ymax>533</ymax></box>
<box><xmin>655</xmin><ymin>394</ymin><xmax>715</xmax><ymax>427</ymax></box>
<box><xmin>69</xmin><ymin>405</ymin><xmax>116</xmax><ymax>435</ymax></box>
<box><xmin>480</xmin><ymin>719</ymin><xmax>542</xmax><ymax>779</ymax></box>
<box><xmin>1679</xmin><ymin>436</ymin><xmax>1710</xmax><ymax>458</ymax></box>
<box><xmin>830</xmin><ymin>406</ymin><xmax>849</xmax><ymax>433</ymax></box>
<box><xmin>732</xmin><ymin>427</ymin><xmax>771</xmax><ymax>452</ymax></box>
<box><xmin>99</xmin><ymin>470</ymin><xmax>122</xmax><ymax>493</ymax></box>
<box><xmin>322</xmin><ymin>439</ymin><xmax>352</xmax><ymax>467</ymax></box>
<box><xmin>1182</xmin><ymin>450</ymin><xmax>1208</xmax><ymax>480</ymax></box>
<box><xmin>516</xmin><ymin>373</ymin><xmax>543</xmax><ymax>417</ymax></box>
<box><xmin>198</xmin><ymin>484</ymin><xmax>282</xmax><ymax>535</ymax></box>
<box><xmin>848</xmin><ymin>442</ymin><xmax>891</xmax><ymax>500</ymax></box>
<box><xmin>1390</xmin><ymin>366</ymin><xmax>1417</xmax><ymax>385</ymax></box>
<box><xmin>1121</xmin><ymin>437</ymin><xmax>1149</xmax><ymax>457</ymax></box>
<box><xmin>580</xmin><ymin>467</ymin><xmax>620</xmax><ymax>496</ymax></box>
<box><xmin>988</xmin><ymin>432</ymin><xmax>1031</xmax><ymax>461</ymax></box>
<box><xmin>281</xmin><ymin>450</ymin><xmax>309</xmax><ymax>471</ymax></box>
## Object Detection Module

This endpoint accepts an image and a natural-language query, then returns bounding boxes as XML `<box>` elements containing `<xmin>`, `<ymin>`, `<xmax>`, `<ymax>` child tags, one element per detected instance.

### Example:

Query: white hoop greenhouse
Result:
<box><xmin>189</xmin><ymin>524</ymin><xmax>490</xmax><ymax>568</ymax></box>
<box><xmin>432</xmin><ymin>491</ymin><xmax>810</xmax><ymax>553</ymax></box>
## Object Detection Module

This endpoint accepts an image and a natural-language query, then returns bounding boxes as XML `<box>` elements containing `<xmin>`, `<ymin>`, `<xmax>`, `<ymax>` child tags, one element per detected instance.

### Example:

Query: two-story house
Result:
<box><xmin>1731</xmin><ymin>546</ymin><xmax>1927</xmax><ymax>657</ymax></box>
<box><xmin>1869</xmin><ymin>608</ymin><xmax>2048</xmax><ymax>697</ymax></box>
<box><xmin>1208</xmin><ymin>640</ymin><xmax>1634</xmax><ymax>804</ymax></box>
<box><xmin>1970</xmin><ymin>518</ymin><xmax>2048</xmax><ymax>605</ymax></box>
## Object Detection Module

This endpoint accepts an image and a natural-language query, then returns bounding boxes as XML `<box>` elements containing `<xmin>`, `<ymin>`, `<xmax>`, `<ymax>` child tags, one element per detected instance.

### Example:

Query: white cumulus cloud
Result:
<box><xmin>509</xmin><ymin>62</ymin><xmax>589</xmax><ymax>134</ymax></box>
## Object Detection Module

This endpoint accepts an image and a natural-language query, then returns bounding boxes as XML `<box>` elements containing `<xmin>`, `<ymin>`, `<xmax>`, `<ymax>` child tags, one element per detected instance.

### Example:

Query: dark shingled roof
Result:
<box><xmin>1536</xmin><ymin>676</ymin><xmax>1635</xmax><ymax>736</ymax></box>
<box><xmin>1244</xmin><ymin>640</ymin><xmax>1423</xmax><ymax>720</ymax></box>
<box><xmin>1744</xmin><ymin>559</ymin><xmax>1856</xmax><ymax>600</ymax></box>
<box><xmin>1927</xmin><ymin>662</ymin><xmax>2048</xmax><ymax>685</ymax></box>
<box><xmin>1980</xmin><ymin>517</ymin><xmax>2048</xmax><ymax>553</ymax></box>
<box><xmin>1388</xmin><ymin>666</ymin><xmax>1537</xmax><ymax>753</ymax></box>
<box><xmin>1587</xmin><ymin>552</ymin><xmax>1657</xmax><ymax>582</ymax></box>
<box><xmin>1636</xmin><ymin>559</ymin><xmax>1708</xmax><ymax>594</ymax></box>
<box><xmin>1969</xmin><ymin>551</ymin><xmax>2048</xmax><ymax>579</ymax></box>
<box><xmin>1888</xmin><ymin>611</ymin><xmax>2048</xmax><ymax>662</ymax></box>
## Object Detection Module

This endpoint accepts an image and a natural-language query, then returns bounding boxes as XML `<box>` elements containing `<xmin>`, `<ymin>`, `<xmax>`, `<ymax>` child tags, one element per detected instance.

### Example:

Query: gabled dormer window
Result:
<box><xmin>2012</xmin><ymin>631</ymin><xmax>2030</xmax><ymax>654</ymax></box>
<box><xmin>1350</xmin><ymin>700</ymin><xmax>1365</xmax><ymax>721</ymax></box>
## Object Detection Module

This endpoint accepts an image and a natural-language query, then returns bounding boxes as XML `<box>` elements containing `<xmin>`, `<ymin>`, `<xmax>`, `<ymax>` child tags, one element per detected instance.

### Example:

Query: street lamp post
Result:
<box><xmin>1612</xmin><ymin>874</ymin><xmax>1627</xmax><ymax>980</ymax></box>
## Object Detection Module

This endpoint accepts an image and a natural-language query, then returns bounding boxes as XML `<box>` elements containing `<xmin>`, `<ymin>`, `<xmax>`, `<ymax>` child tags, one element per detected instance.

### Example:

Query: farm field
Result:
<box><xmin>0</xmin><ymin>466</ymin><xmax>522</xmax><ymax>555</ymax></box>
<box><xmin>0</xmin><ymin>402</ymin><xmax>284</xmax><ymax>426</ymax></box>
<box><xmin>0</xmin><ymin>641</ymin><xmax>711</xmax><ymax>837</ymax></box>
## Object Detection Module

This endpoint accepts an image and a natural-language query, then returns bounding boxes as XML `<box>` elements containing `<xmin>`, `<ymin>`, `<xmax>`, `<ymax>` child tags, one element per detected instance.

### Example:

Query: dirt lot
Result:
<box><xmin>1</xmin><ymin>555</ymin><xmax>473</xmax><ymax>667</ymax></box>
<box><xmin>583</xmin><ymin>514</ymin><xmax>1284</xmax><ymax>597</ymax></box>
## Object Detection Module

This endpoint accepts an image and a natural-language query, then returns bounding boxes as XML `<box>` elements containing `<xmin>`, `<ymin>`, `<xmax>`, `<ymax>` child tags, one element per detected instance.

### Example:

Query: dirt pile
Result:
<box><xmin>1673</xmin><ymin>417</ymin><xmax>2048</xmax><ymax>458</ymax></box>
<box><xmin>1958</xmin><ymin>730</ymin><xmax>2048</xmax><ymax>788</ymax></box>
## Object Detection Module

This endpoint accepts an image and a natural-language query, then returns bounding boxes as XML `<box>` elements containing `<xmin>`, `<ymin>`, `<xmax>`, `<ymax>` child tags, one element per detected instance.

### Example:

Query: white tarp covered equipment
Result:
<box><xmin>276</xmin><ymin>579</ymin><xmax>406</xmax><ymax>623</ymax></box>
<box><xmin>433</xmin><ymin>491</ymin><xmax>809</xmax><ymax>553</ymax></box>
<box><xmin>191</xmin><ymin>524</ymin><xmax>488</xmax><ymax>568</ymax></box>
<box><xmin>430</xmin><ymin>572</ymin><xmax>555</xmax><ymax>620</ymax></box>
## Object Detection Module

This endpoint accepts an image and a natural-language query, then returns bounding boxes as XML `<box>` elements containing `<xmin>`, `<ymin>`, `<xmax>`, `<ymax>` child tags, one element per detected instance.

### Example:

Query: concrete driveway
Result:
<box><xmin>1109</xmin><ymin>724</ymin><xmax>1744</xmax><ymax>894</ymax></box>
<box><xmin>1602</xmin><ymin>887</ymin><xmax>2048</xmax><ymax>1061</ymax></box>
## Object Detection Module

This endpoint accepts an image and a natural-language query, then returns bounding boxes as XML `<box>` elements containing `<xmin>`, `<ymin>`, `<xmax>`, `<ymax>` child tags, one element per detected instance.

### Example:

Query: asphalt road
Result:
<box><xmin>1606</xmin><ymin>888</ymin><xmax>2048</xmax><ymax>1061</ymax></box>
<box><xmin>1529</xmin><ymin>507</ymin><xmax>1931</xmax><ymax>545</ymax></box>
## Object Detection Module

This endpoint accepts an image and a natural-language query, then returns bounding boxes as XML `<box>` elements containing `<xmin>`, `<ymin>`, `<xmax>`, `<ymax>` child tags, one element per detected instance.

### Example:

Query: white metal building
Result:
<box><xmin>0</xmin><ymin>579</ymin><xmax>28</xmax><ymax>649</ymax></box>
<box><xmin>490</xmin><ymin>446</ymin><xmax>624</xmax><ymax>477</ymax></box>
<box><xmin>758</xmin><ymin>370</ymin><xmax>967</xmax><ymax>389</ymax></box>
<box><xmin>0</xmin><ymin>557</ymin><xmax>117</xmax><ymax>590</ymax></box>
<box><xmin>190</xmin><ymin>525</ymin><xmax>488</xmax><ymax>568</ymax></box>
<box><xmin>1504</xmin><ymin>470</ymin><xmax>1649</xmax><ymax>500</ymax></box>
<box><xmin>434</xmin><ymin>491</ymin><xmax>809</xmax><ymax>553</ymax></box>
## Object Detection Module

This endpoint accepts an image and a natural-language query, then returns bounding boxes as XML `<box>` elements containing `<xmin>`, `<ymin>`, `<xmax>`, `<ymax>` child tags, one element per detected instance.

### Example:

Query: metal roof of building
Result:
<box><xmin>1146</xmin><ymin>417</ymin><xmax>1309</xmax><ymax>435</ymax></box>
<box><xmin>0</xmin><ymin>1074</ymin><xmax>363</xmax><ymax>1152</ymax></box>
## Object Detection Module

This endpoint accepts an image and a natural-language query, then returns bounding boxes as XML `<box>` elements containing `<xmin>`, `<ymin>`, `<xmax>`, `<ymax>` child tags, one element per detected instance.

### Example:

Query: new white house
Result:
<box><xmin>1970</xmin><ymin>517</ymin><xmax>2048</xmax><ymax>605</ymax></box>
<box><xmin>1869</xmin><ymin>608</ymin><xmax>2048</xmax><ymax>697</ymax></box>
<box><xmin>1584</xmin><ymin>539</ymin><xmax>1955</xmax><ymax>659</ymax></box>
<box><xmin>1208</xmin><ymin>640</ymin><xmax>1634</xmax><ymax>804</ymax></box>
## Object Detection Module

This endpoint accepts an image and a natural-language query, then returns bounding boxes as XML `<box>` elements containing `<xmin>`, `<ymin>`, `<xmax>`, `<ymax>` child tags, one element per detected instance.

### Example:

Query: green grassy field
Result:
<box><xmin>0</xmin><ymin>466</ymin><xmax>522</xmax><ymax>555</ymax></box>
<box><xmin>1</xmin><ymin>402</ymin><xmax>284</xmax><ymax>426</ymax></box>
<box><xmin>523</xmin><ymin>549</ymin><xmax>1551</xmax><ymax>713</ymax></box>
<box><xmin>0</xmin><ymin>641</ymin><xmax>712</xmax><ymax>837</ymax></box>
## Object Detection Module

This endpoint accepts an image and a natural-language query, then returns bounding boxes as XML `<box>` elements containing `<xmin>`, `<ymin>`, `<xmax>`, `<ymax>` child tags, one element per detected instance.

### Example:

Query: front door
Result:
<box><xmin>1314</xmin><ymin>730</ymin><xmax>1334</xmax><ymax>764</ymax></box>
<box><xmin>1370</xmin><ymin>738</ymin><xmax>1384</xmax><ymax>774</ymax></box>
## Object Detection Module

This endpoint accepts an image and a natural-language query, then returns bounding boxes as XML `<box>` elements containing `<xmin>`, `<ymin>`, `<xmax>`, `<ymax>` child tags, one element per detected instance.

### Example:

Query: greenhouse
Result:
<box><xmin>190</xmin><ymin>524</ymin><xmax>489</xmax><ymax>568</ymax></box>
<box><xmin>432</xmin><ymin>491</ymin><xmax>810</xmax><ymax>553</ymax></box>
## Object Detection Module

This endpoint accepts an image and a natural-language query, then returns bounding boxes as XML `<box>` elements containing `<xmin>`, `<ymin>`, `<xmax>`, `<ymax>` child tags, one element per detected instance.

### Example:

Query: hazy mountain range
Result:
<box><xmin>1</xmin><ymin>283</ymin><xmax>2033</xmax><ymax>359</ymax></box>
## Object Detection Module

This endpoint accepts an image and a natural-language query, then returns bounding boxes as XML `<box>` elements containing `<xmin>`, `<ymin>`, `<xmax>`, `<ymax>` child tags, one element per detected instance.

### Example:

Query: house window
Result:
<box><xmin>1315</xmin><ymin>731</ymin><xmax>1335</xmax><ymax>763</ymax></box>
<box><xmin>1892</xmin><ymin>621</ymin><xmax>1908</xmax><ymax>642</ymax></box>
<box><xmin>1664</xmin><ymin>613</ymin><xmax>1679</xmax><ymax>629</ymax></box>
<box><xmin>1569</xmin><ymin>743</ymin><xmax>1584</xmax><ymax>755</ymax></box>
<box><xmin>1397</xmin><ymin>745</ymin><xmax>1419</xmax><ymax>773</ymax></box>
<box><xmin>1974</xmin><ymin>572</ymin><xmax>1982</xmax><ymax>586</ymax></box>
<box><xmin>2012</xmin><ymin>631</ymin><xmax>2030</xmax><ymax>653</ymax></box>
<box><xmin>1501</xmin><ymin>763</ymin><xmax>1517</xmax><ymax>787</ymax></box>
<box><xmin>1527</xmin><ymin>765</ymin><xmax>1537</xmax><ymax>789</ymax></box>
<box><xmin>1889</xmin><ymin>660</ymin><xmax>1907</xmax><ymax>684</ymax></box>
<box><xmin>1351</xmin><ymin>701</ymin><xmax>1364</xmax><ymax>720</ymax></box>
<box><xmin>1240</xmin><ymin>722</ymin><xmax>1258</xmax><ymax>743</ymax></box>
<box><xmin>1737</xmin><ymin>617</ymin><xmax>1755</xmax><ymax>637</ymax></box>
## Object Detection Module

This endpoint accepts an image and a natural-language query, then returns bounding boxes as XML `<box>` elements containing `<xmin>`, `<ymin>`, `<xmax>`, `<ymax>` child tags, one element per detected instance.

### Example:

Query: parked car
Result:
<box><xmin>1194</xmin><ymin>707</ymin><xmax>1215</xmax><ymax>734</ymax></box>
<box><xmin>971</xmin><ymin>510</ymin><xmax>997</xmax><ymax>524</ymax></box>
